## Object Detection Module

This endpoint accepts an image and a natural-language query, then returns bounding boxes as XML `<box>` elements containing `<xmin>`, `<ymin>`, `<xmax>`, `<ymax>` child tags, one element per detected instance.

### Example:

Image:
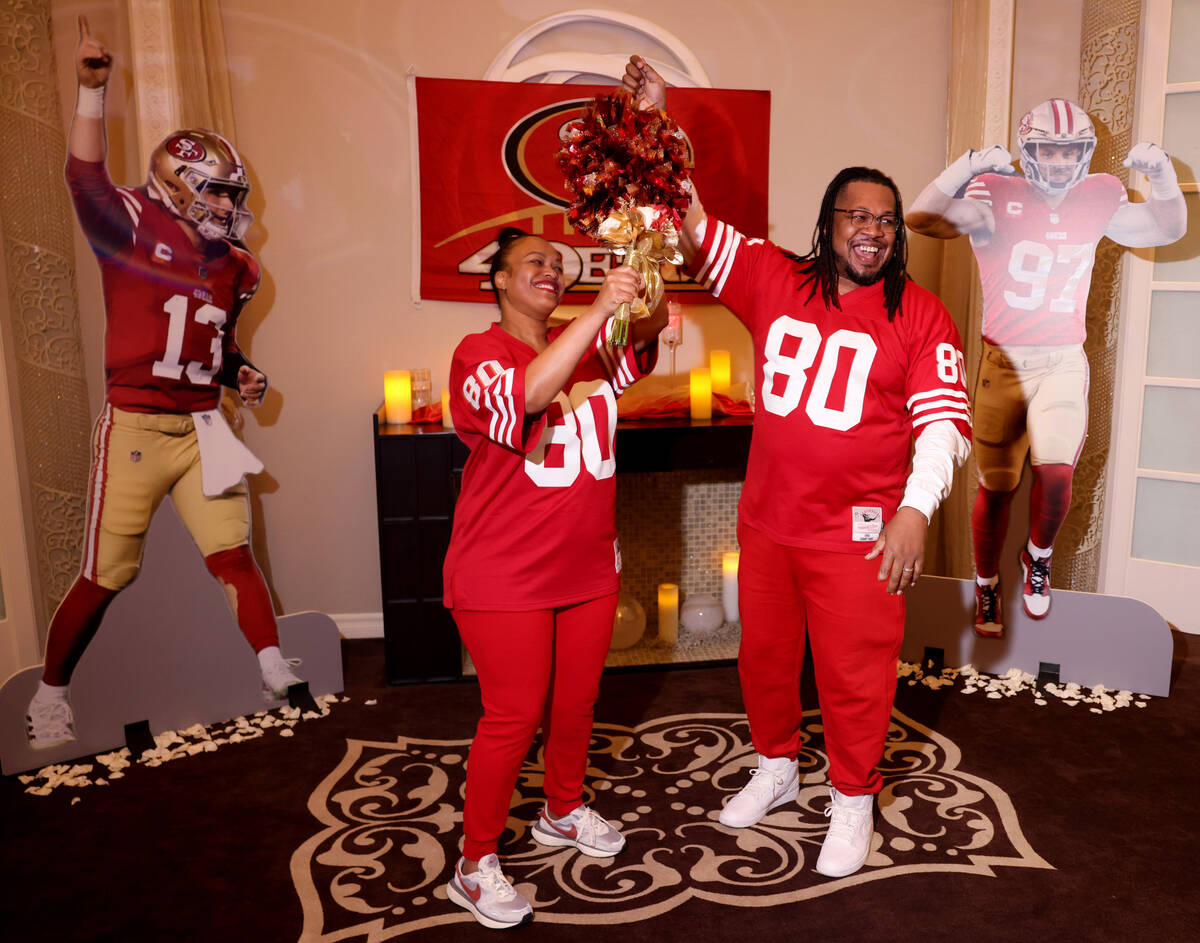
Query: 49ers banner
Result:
<box><xmin>414</xmin><ymin>77</ymin><xmax>770</xmax><ymax>305</ymax></box>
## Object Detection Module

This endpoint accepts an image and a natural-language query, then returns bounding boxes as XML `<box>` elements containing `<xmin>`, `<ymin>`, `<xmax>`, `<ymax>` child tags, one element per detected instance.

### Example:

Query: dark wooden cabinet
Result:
<box><xmin>373</xmin><ymin>410</ymin><xmax>469</xmax><ymax>683</ymax></box>
<box><xmin>373</xmin><ymin>409</ymin><xmax>752</xmax><ymax>684</ymax></box>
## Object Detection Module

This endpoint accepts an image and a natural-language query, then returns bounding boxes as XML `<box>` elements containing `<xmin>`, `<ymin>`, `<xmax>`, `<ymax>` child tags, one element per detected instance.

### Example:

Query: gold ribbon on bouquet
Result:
<box><xmin>597</xmin><ymin>203</ymin><xmax>683</xmax><ymax>346</ymax></box>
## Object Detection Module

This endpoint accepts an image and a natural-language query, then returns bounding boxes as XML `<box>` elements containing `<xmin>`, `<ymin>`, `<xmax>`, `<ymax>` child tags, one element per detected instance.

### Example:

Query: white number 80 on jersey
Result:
<box><xmin>464</xmin><ymin>362</ymin><xmax>618</xmax><ymax>489</ymax></box>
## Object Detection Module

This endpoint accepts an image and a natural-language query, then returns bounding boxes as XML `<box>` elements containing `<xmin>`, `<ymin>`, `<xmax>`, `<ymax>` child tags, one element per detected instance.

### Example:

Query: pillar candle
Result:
<box><xmin>709</xmin><ymin>349</ymin><xmax>731</xmax><ymax>394</ymax></box>
<box><xmin>722</xmin><ymin>551</ymin><xmax>740</xmax><ymax>623</ymax></box>
<box><xmin>658</xmin><ymin>583</ymin><xmax>679</xmax><ymax>645</ymax></box>
<box><xmin>441</xmin><ymin>387</ymin><xmax>454</xmax><ymax>429</ymax></box>
<box><xmin>689</xmin><ymin>367</ymin><xmax>712</xmax><ymax>420</ymax></box>
<box><xmin>384</xmin><ymin>370</ymin><xmax>412</xmax><ymax>424</ymax></box>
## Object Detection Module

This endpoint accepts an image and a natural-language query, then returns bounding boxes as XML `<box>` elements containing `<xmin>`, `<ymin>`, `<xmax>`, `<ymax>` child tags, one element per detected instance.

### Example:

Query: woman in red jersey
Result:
<box><xmin>442</xmin><ymin>227</ymin><xmax>666</xmax><ymax>928</ymax></box>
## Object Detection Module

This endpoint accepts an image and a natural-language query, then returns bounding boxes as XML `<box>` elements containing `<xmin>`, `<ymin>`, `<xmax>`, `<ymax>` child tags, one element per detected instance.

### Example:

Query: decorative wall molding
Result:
<box><xmin>329</xmin><ymin>613</ymin><xmax>384</xmax><ymax>640</ymax></box>
<box><xmin>1063</xmin><ymin>0</ymin><xmax>1142</xmax><ymax>593</ymax></box>
<box><xmin>929</xmin><ymin>0</ymin><xmax>1016</xmax><ymax>579</ymax></box>
<box><xmin>982</xmin><ymin>0</ymin><xmax>1016</xmax><ymax>148</ymax></box>
<box><xmin>0</xmin><ymin>0</ymin><xmax>93</xmax><ymax>639</ymax></box>
<box><xmin>126</xmin><ymin>0</ymin><xmax>180</xmax><ymax>168</ymax></box>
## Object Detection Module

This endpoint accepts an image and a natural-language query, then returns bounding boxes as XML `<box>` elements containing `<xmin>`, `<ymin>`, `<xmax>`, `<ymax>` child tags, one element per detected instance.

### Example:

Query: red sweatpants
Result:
<box><xmin>737</xmin><ymin>523</ymin><xmax>904</xmax><ymax>796</ymax></box>
<box><xmin>454</xmin><ymin>592</ymin><xmax>617</xmax><ymax>860</ymax></box>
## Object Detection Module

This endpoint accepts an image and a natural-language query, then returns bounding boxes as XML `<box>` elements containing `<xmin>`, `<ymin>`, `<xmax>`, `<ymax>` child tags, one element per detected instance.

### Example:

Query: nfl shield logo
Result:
<box><xmin>130</xmin><ymin>450</ymin><xmax>142</xmax><ymax>463</ymax></box>
<box><xmin>201</xmin><ymin>413</ymin><xmax>213</xmax><ymax>425</ymax></box>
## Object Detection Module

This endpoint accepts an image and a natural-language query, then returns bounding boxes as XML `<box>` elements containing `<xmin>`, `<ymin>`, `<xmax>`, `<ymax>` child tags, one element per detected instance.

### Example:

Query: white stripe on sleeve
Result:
<box><xmin>483</xmin><ymin>367</ymin><xmax>517</xmax><ymax>448</ymax></box>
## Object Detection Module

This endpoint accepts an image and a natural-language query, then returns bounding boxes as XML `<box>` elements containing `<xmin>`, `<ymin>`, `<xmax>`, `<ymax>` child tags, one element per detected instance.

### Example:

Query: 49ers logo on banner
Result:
<box><xmin>416</xmin><ymin>77</ymin><xmax>769</xmax><ymax>305</ymax></box>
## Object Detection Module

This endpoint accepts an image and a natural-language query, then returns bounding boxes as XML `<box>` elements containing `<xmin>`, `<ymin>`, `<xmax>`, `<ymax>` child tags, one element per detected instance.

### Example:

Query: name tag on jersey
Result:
<box><xmin>852</xmin><ymin>506</ymin><xmax>883</xmax><ymax>542</ymax></box>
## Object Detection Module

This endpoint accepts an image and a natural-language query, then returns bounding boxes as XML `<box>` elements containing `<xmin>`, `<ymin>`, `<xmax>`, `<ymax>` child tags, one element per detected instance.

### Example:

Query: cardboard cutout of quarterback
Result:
<box><xmin>907</xmin><ymin>99</ymin><xmax>1187</xmax><ymax>638</ymax></box>
<box><xmin>23</xmin><ymin>17</ymin><xmax>302</xmax><ymax>750</ymax></box>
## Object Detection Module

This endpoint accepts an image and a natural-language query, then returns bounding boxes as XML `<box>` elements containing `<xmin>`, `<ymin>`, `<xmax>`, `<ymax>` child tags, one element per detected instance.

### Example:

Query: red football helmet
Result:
<box><xmin>1017</xmin><ymin>99</ymin><xmax>1097</xmax><ymax>194</ymax></box>
<box><xmin>147</xmin><ymin>129</ymin><xmax>253</xmax><ymax>241</ymax></box>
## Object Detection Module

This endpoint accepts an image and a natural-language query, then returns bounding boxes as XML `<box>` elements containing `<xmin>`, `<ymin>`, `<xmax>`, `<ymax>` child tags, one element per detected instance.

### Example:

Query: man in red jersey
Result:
<box><xmin>25</xmin><ymin>17</ymin><xmax>301</xmax><ymax>749</ymax></box>
<box><xmin>624</xmin><ymin>57</ymin><xmax>972</xmax><ymax>878</ymax></box>
<box><xmin>907</xmin><ymin>99</ymin><xmax>1185</xmax><ymax>636</ymax></box>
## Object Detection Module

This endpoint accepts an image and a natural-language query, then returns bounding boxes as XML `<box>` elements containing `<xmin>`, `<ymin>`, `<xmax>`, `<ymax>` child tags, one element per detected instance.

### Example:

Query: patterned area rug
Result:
<box><xmin>292</xmin><ymin>709</ymin><xmax>1050</xmax><ymax>938</ymax></box>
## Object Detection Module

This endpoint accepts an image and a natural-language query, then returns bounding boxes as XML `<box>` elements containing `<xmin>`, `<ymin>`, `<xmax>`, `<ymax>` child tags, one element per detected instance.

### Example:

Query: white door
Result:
<box><xmin>1103</xmin><ymin>0</ymin><xmax>1200</xmax><ymax>633</ymax></box>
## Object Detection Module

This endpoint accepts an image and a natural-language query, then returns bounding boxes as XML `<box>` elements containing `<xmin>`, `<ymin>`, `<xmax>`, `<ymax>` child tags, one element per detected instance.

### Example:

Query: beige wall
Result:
<box><xmin>50</xmin><ymin>0</ymin><xmax>1093</xmax><ymax>622</ymax></box>
<box><xmin>1013</xmin><ymin>0</ymin><xmax>1084</xmax><ymax>145</ymax></box>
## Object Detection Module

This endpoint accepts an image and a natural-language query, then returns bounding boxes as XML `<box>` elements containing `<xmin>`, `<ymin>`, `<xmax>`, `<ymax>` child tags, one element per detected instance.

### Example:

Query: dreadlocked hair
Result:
<box><xmin>488</xmin><ymin>226</ymin><xmax>531</xmax><ymax>306</ymax></box>
<box><xmin>781</xmin><ymin>166</ymin><xmax>910</xmax><ymax>321</ymax></box>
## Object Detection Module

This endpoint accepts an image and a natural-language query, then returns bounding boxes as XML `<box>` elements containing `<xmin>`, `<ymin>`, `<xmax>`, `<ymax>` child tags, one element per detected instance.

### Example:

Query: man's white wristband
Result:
<box><xmin>933</xmin><ymin>150</ymin><xmax>975</xmax><ymax>198</ymax></box>
<box><xmin>1149</xmin><ymin>166</ymin><xmax>1182</xmax><ymax>201</ymax></box>
<box><xmin>76</xmin><ymin>84</ymin><xmax>105</xmax><ymax>119</ymax></box>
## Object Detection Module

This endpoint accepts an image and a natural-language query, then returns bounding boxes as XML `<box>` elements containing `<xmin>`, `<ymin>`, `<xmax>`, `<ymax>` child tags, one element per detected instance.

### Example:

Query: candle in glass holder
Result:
<box><xmin>384</xmin><ymin>370</ymin><xmax>412</xmax><ymax>424</ymax></box>
<box><xmin>663</xmin><ymin>301</ymin><xmax>683</xmax><ymax>376</ymax></box>
<box><xmin>441</xmin><ymin>387</ymin><xmax>454</xmax><ymax>429</ymax></box>
<box><xmin>689</xmin><ymin>367</ymin><xmax>712</xmax><ymax>420</ymax></box>
<box><xmin>722</xmin><ymin>551</ymin><xmax>740</xmax><ymax>623</ymax></box>
<box><xmin>710</xmin><ymin>350</ymin><xmax>731</xmax><ymax>394</ymax></box>
<box><xmin>658</xmin><ymin>583</ymin><xmax>679</xmax><ymax>644</ymax></box>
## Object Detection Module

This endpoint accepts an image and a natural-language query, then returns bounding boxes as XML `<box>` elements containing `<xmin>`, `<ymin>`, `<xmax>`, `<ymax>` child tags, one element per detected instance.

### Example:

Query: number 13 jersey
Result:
<box><xmin>443</xmin><ymin>320</ymin><xmax>651</xmax><ymax>611</ymax></box>
<box><xmin>67</xmin><ymin>155</ymin><xmax>260</xmax><ymax>414</ymax></box>
<box><xmin>691</xmin><ymin>217</ymin><xmax>972</xmax><ymax>554</ymax></box>
<box><xmin>964</xmin><ymin>172</ymin><xmax>1126</xmax><ymax>347</ymax></box>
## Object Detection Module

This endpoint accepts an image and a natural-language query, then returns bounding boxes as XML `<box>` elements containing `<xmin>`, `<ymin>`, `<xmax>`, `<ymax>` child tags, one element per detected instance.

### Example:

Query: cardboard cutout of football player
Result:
<box><xmin>907</xmin><ymin>99</ymin><xmax>1186</xmax><ymax>637</ymax></box>
<box><xmin>24</xmin><ymin>17</ymin><xmax>301</xmax><ymax>750</ymax></box>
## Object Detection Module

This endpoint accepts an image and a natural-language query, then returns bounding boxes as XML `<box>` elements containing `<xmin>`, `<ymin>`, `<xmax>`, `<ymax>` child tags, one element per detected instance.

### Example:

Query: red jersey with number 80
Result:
<box><xmin>690</xmin><ymin>217</ymin><xmax>972</xmax><ymax>554</ymax></box>
<box><xmin>67</xmin><ymin>155</ymin><xmax>259</xmax><ymax>414</ymax></box>
<box><xmin>443</xmin><ymin>320</ymin><xmax>650</xmax><ymax>611</ymax></box>
<box><xmin>964</xmin><ymin>172</ymin><xmax>1127</xmax><ymax>347</ymax></box>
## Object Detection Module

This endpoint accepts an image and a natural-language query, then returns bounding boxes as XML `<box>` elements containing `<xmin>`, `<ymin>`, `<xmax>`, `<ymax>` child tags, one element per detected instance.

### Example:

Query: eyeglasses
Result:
<box><xmin>833</xmin><ymin>208</ymin><xmax>901</xmax><ymax>233</ymax></box>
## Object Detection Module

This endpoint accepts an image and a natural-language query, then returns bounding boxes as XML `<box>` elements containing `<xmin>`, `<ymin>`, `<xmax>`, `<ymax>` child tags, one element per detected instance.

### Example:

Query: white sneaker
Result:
<box><xmin>718</xmin><ymin>754</ymin><xmax>799</xmax><ymax>828</ymax></box>
<box><xmin>26</xmin><ymin>686</ymin><xmax>77</xmax><ymax>750</ymax></box>
<box><xmin>446</xmin><ymin>854</ymin><xmax>533</xmax><ymax>929</ymax></box>
<box><xmin>815</xmin><ymin>787</ymin><xmax>874</xmax><ymax>877</ymax></box>
<box><xmin>1020</xmin><ymin>549</ymin><xmax>1052</xmax><ymax>619</ymax></box>
<box><xmin>259</xmin><ymin>647</ymin><xmax>303</xmax><ymax>701</ymax></box>
<box><xmin>531</xmin><ymin>803</ymin><xmax>625</xmax><ymax>857</ymax></box>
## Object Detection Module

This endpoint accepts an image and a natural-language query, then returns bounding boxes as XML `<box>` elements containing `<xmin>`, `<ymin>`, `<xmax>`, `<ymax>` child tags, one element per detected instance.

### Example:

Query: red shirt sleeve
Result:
<box><xmin>901</xmin><ymin>284</ymin><xmax>973</xmax><ymax>443</ymax></box>
<box><xmin>65</xmin><ymin>155</ymin><xmax>136</xmax><ymax>258</ymax></box>
<box><xmin>450</xmin><ymin>329</ymin><xmax>548</xmax><ymax>454</ymax></box>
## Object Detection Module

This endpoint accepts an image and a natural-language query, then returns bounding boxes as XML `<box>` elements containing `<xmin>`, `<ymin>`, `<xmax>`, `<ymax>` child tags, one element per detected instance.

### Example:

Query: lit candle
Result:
<box><xmin>709</xmin><ymin>350</ymin><xmax>731</xmax><ymax>394</ymax></box>
<box><xmin>441</xmin><ymin>387</ymin><xmax>454</xmax><ymax>429</ymax></box>
<box><xmin>384</xmin><ymin>370</ymin><xmax>412</xmax><ymax>424</ymax></box>
<box><xmin>689</xmin><ymin>367</ymin><xmax>712</xmax><ymax>420</ymax></box>
<box><xmin>722</xmin><ymin>551</ymin><xmax>740</xmax><ymax>623</ymax></box>
<box><xmin>658</xmin><ymin>583</ymin><xmax>679</xmax><ymax>645</ymax></box>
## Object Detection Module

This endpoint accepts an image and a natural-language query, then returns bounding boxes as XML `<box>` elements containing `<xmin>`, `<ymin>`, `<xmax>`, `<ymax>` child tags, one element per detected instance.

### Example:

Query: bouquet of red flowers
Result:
<box><xmin>558</xmin><ymin>91</ymin><xmax>692</xmax><ymax>345</ymax></box>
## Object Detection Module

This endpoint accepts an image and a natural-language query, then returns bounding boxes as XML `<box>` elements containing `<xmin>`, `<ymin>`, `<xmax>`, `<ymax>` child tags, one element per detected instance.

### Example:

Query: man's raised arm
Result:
<box><xmin>621</xmin><ymin>55</ymin><xmax>707</xmax><ymax>266</ymax></box>
<box><xmin>69</xmin><ymin>15</ymin><xmax>112</xmax><ymax>164</ymax></box>
<box><xmin>1106</xmin><ymin>142</ymin><xmax>1187</xmax><ymax>248</ymax></box>
<box><xmin>906</xmin><ymin>146</ymin><xmax>1013</xmax><ymax>241</ymax></box>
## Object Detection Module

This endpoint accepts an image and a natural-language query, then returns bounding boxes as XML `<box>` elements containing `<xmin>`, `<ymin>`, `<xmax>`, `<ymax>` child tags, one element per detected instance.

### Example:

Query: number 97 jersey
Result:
<box><xmin>964</xmin><ymin>172</ymin><xmax>1127</xmax><ymax>347</ymax></box>
<box><xmin>690</xmin><ymin>218</ymin><xmax>972</xmax><ymax>554</ymax></box>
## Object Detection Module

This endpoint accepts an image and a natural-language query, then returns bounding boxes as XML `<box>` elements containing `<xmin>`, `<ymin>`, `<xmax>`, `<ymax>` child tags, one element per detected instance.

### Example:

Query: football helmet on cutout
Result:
<box><xmin>1017</xmin><ymin>99</ymin><xmax>1097</xmax><ymax>194</ymax></box>
<box><xmin>147</xmin><ymin>129</ymin><xmax>253</xmax><ymax>241</ymax></box>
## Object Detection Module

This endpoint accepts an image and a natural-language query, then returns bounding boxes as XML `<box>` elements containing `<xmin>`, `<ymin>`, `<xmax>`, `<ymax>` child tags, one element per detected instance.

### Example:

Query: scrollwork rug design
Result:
<box><xmin>291</xmin><ymin>710</ymin><xmax>1051</xmax><ymax>939</ymax></box>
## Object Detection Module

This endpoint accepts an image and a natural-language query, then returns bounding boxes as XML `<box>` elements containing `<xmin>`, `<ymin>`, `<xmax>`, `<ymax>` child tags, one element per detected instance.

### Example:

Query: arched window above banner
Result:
<box><xmin>482</xmin><ymin>9</ymin><xmax>711</xmax><ymax>88</ymax></box>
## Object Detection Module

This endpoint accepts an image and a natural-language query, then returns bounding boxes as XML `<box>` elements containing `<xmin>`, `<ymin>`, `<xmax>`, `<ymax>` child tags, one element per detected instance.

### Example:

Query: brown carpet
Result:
<box><xmin>3</xmin><ymin>634</ymin><xmax>1199</xmax><ymax>942</ymax></box>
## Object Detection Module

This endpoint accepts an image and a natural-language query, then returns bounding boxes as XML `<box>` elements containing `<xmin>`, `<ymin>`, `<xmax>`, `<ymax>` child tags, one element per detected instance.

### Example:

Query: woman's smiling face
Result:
<box><xmin>495</xmin><ymin>236</ymin><xmax>566</xmax><ymax>316</ymax></box>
